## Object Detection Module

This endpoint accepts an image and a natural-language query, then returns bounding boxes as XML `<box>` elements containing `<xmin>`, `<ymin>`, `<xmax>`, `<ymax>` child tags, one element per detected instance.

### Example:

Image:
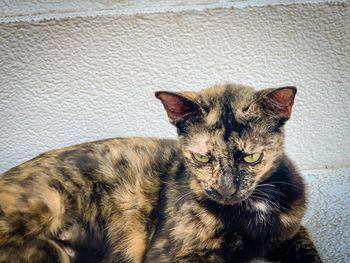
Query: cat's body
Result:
<box><xmin>0</xmin><ymin>137</ymin><xmax>179</xmax><ymax>263</ymax></box>
<box><xmin>0</xmin><ymin>84</ymin><xmax>321</xmax><ymax>262</ymax></box>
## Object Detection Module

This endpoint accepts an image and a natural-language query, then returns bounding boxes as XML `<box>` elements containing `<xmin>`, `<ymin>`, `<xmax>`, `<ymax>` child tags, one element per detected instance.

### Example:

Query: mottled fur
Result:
<box><xmin>0</xmin><ymin>84</ymin><xmax>321</xmax><ymax>262</ymax></box>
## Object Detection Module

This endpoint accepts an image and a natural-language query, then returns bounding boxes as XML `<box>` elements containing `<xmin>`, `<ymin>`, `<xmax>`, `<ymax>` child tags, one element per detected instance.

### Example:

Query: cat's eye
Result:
<box><xmin>243</xmin><ymin>152</ymin><xmax>262</xmax><ymax>164</ymax></box>
<box><xmin>193</xmin><ymin>153</ymin><xmax>210</xmax><ymax>163</ymax></box>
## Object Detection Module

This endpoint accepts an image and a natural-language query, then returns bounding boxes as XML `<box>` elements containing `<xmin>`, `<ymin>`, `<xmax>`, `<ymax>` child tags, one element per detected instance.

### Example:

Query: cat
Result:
<box><xmin>0</xmin><ymin>84</ymin><xmax>321</xmax><ymax>263</ymax></box>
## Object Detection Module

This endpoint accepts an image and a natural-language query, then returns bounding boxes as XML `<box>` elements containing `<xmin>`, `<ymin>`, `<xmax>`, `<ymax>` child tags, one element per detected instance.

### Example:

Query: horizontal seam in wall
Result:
<box><xmin>0</xmin><ymin>0</ymin><xmax>345</xmax><ymax>23</ymax></box>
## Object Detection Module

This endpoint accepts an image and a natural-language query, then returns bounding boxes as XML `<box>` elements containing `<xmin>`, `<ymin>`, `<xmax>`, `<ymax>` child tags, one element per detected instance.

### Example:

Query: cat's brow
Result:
<box><xmin>186</xmin><ymin>133</ymin><xmax>211</xmax><ymax>154</ymax></box>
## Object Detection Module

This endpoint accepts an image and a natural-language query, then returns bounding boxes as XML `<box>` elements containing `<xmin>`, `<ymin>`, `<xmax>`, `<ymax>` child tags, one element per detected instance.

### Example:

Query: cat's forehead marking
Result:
<box><xmin>200</xmin><ymin>85</ymin><xmax>254</xmax><ymax>138</ymax></box>
<box><xmin>236</xmin><ymin>138</ymin><xmax>246</xmax><ymax>152</ymax></box>
<box><xmin>239</xmin><ymin>134</ymin><xmax>258</xmax><ymax>154</ymax></box>
<box><xmin>186</xmin><ymin>132</ymin><xmax>211</xmax><ymax>154</ymax></box>
<box><xmin>205</xmin><ymin>106</ymin><xmax>221</xmax><ymax>126</ymax></box>
<box><xmin>237</xmin><ymin>136</ymin><xmax>266</xmax><ymax>155</ymax></box>
<box><xmin>210</xmin><ymin>128</ymin><xmax>226</xmax><ymax>145</ymax></box>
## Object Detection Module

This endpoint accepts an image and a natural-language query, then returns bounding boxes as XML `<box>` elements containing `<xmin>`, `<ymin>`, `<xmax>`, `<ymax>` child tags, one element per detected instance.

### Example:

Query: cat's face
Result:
<box><xmin>156</xmin><ymin>84</ymin><xmax>296</xmax><ymax>205</ymax></box>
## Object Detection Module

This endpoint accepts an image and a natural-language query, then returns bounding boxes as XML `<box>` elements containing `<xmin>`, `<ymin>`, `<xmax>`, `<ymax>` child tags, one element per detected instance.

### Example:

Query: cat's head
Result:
<box><xmin>156</xmin><ymin>84</ymin><xmax>296</xmax><ymax>205</ymax></box>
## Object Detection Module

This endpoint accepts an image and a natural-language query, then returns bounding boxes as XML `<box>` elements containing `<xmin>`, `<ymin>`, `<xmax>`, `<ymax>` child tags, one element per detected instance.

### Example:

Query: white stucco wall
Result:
<box><xmin>0</xmin><ymin>1</ymin><xmax>350</xmax><ymax>262</ymax></box>
<box><xmin>1</xmin><ymin>1</ymin><xmax>349</xmax><ymax>173</ymax></box>
<box><xmin>303</xmin><ymin>168</ymin><xmax>350</xmax><ymax>262</ymax></box>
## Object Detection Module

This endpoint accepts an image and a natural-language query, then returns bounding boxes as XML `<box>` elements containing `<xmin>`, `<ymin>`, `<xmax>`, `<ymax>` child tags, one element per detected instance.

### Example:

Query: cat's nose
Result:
<box><xmin>217</xmin><ymin>175</ymin><xmax>237</xmax><ymax>198</ymax></box>
<box><xmin>216</xmin><ymin>184</ymin><xmax>237</xmax><ymax>198</ymax></box>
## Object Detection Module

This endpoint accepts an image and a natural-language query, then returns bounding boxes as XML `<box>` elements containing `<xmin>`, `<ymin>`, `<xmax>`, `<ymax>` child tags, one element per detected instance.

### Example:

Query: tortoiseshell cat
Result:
<box><xmin>0</xmin><ymin>84</ymin><xmax>321</xmax><ymax>262</ymax></box>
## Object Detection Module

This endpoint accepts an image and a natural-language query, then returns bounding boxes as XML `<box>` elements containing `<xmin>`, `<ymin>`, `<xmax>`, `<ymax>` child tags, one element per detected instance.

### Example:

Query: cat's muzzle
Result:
<box><xmin>205</xmin><ymin>174</ymin><xmax>240</xmax><ymax>205</ymax></box>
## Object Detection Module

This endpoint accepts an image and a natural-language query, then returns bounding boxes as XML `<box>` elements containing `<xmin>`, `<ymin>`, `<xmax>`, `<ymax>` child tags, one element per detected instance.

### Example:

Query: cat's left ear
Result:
<box><xmin>253</xmin><ymin>86</ymin><xmax>297</xmax><ymax>122</ymax></box>
<box><xmin>155</xmin><ymin>91</ymin><xmax>201</xmax><ymax>128</ymax></box>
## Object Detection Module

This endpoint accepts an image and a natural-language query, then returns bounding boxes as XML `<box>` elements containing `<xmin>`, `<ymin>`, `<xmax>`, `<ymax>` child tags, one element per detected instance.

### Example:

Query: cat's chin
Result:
<box><xmin>220</xmin><ymin>199</ymin><xmax>240</xmax><ymax>206</ymax></box>
<box><xmin>211</xmin><ymin>196</ymin><xmax>248</xmax><ymax>206</ymax></box>
<box><xmin>219</xmin><ymin>196</ymin><xmax>249</xmax><ymax>206</ymax></box>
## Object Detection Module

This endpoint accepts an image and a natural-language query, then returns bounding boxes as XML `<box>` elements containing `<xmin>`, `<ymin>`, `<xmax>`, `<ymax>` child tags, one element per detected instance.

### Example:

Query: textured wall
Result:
<box><xmin>1</xmin><ymin>1</ymin><xmax>349</xmax><ymax>174</ymax></box>
<box><xmin>0</xmin><ymin>1</ymin><xmax>350</xmax><ymax>262</ymax></box>
<box><xmin>303</xmin><ymin>168</ymin><xmax>350</xmax><ymax>262</ymax></box>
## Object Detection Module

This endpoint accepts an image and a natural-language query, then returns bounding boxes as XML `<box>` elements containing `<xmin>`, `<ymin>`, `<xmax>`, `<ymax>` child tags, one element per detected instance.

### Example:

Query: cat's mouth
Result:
<box><xmin>204</xmin><ymin>187</ymin><xmax>253</xmax><ymax>205</ymax></box>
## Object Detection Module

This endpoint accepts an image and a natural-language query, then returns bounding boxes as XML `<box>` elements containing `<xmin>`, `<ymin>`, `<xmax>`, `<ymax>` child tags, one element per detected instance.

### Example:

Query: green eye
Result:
<box><xmin>193</xmin><ymin>153</ymin><xmax>210</xmax><ymax>163</ymax></box>
<box><xmin>243</xmin><ymin>152</ymin><xmax>262</xmax><ymax>164</ymax></box>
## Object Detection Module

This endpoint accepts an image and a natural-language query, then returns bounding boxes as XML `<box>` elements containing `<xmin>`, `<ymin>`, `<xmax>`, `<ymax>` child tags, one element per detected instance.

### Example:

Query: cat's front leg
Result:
<box><xmin>266</xmin><ymin>226</ymin><xmax>322</xmax><ymax>263</ymax></box>
<box><xmin>144</xmin><ymin>247</ymin><xmax>224</xmax><ymax>263</ymax></box>
<box><xmin>0</xmin><ymin>238</ymin><xmax>71</xmax><ymax>263</ymax></box>
<box><xmin>143</xmin><ymin>234</ymin><xmax>224</xmax><ymax>263</ymax></box>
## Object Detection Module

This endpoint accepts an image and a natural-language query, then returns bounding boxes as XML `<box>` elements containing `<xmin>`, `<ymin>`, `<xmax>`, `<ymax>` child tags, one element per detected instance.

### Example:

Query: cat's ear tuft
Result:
<box><xmin>155</xmin><ymin>91</ymin><xmax>201</xmax><ymax>128</ymax></box>
<box><xmin>256</xmin><ymin>86</ymin><xmax>297</xmax><ymax>122</ymax></box>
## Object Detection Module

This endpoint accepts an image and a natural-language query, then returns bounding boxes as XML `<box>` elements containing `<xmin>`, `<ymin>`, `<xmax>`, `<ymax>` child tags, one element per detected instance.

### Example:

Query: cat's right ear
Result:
<box><xmin>155</xmin><ymin>91</ymin><xmax>201</xmax><ymax>128</ymax></box>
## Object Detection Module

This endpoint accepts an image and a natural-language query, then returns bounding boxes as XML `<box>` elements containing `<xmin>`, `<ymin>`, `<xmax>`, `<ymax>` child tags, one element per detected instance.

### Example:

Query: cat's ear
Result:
<box><xmin>155</xmin><ymin>91</ymin><xmax>201</xmax><ymax>128</ymax></box>
<box><xmin>252</xmin><ymin>86</ymin><xmax>297</xmax><ymax>122</ymax></box>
